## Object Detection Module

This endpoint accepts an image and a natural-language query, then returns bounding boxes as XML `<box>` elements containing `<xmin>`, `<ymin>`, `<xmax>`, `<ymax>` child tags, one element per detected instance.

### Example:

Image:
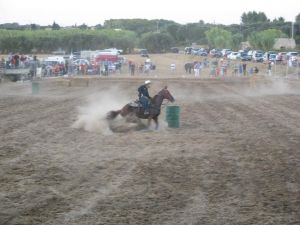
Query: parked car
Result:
<box><xmin>140</xmin><ymin>49</ymin><xmax>149</xmax><ymax>57</ymax></box>
<box><xmin>184</xmin><ymin>47</ymin><xmax>192</xmax><ymax>54</ymax></box>
<box><xmin>286</xmin><ymin>52</ymin><xmax>299</xmax><ymax>60</ymax></box>
<box><xmin>209</xmin><ymin>49</ymin><xmax>222</xmax><ymax>58</ymax></box>
<box><xmin>268</xmin><ymin>54</ymin><xmax>277</xmax><ymax>63</ymax></box>
<box><xmin>276</xmin><ymin>52</ymin><xmax>287</xmax><ymax>61</ymax></box>
<box><xmin>263</xmin><ymin>51</ymin><xmax>277</xmax><ymax>62</ymax></box>
<box><xmin>239</xmin><ymin>52</ymin><xmax>252</xmax><ymax>61</ymax></box>
<box><xmin>221</xmin><ymin>49</ymin><xmax>232</xmax><ymax>57</ymax></box>
<box><xmin>252</xmin><ymin>53</ymin><xmax>264</xmax><ymax>62</ymax></box>
<box><xmin>170</xmin><ymin>47</ymin><xmax>179</xmax><ymax>53</ymax></box>
<box><xmin>191</xmin><ymin>48</ymin><xmax>200</xmax><ymax>55</ymax></box>
<box><xmin>227</xmin><ymin>52</ymin><xmax>240</xmax><ymax>60</ymax></box>
<box><xmin>249</xmin><ymin>50</ymin><xmax>264</xmax><ymax>59</ymax></box>
<box><xmin>196</xmin><ymin>50</ymin><xmax>208</xmax><ymax>57</ymax></box>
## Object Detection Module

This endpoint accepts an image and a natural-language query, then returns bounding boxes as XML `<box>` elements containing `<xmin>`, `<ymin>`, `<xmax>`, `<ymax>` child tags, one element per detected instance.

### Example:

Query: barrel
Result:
<box><xmin>31</xmin><ymin>81</ymin><xmax>40</xmax><ymax>95</ymax></box>
<box><xmin>165</xmin><ymin>105</ymin><xmax>180</xmax><ymax>128</ymax></box>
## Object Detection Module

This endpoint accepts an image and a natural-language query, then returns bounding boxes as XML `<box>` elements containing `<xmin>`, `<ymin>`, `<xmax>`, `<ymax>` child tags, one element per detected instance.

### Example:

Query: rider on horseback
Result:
<box><xmin>138</xmin><ymin>80</ymin><xmax>152</xmax><ymax>114</ymax></box>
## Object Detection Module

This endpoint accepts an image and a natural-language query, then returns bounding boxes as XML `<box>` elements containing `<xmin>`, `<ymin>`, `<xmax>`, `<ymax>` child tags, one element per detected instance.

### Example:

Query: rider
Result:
<box><xmin>138</xmin><ymin>80</ymin><xmax>152</xmax><ymax>114</ymax></box>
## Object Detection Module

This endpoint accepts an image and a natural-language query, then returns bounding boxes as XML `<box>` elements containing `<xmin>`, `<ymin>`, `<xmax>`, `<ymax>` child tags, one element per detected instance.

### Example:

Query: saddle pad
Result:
<box><xmin>128</xmin><ymin>101</ymin><xmax>141</xmax><ymax>107</ymax></box>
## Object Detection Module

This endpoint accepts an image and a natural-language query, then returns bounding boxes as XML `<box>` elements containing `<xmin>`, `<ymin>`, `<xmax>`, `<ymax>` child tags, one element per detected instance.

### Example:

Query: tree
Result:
<box><xmin>273</xmin><ymin>17</ymin><xmax>285</xmax><ymax>23</ymax></box>
<box><xmin>241</xmin><ymin>11</ymin><xmax>269</xmax><ymax>24</ymax></box>
<box><xmin>79</xmin><ymin>23</ymin><xmax>88</xmax><ymax>30</ymax></box>
<box><xmin>52</xmin><ymin>21</ymin><xmax>60</xmax><ymax>30</ymax></box>
<box><xmin>296</xmin><ymin>13</ymin><xmax>300</xmax><ymax>23</ymax></box>
<box><xmin>30</xmin><ymin>24</ymin><xmax>38</xmax><ymax>30</ymax></box>
<box><xmin>94</xmin><ymin>24</ymin><xmax>103</xmax><ymax>29</ymax></box>
<box><xmin>166</xmin><ymin>24</ymin><xmax>181</xmax><ymax>41</ymax></box>
<box><xmin>205</xmin><ymin>27</ymin><xmax>233</xmax><ymax>49</ymax></box>
<box><xmin>232</xmin><ymin>33</ymin><xmax>243</xmax><ymax>49</ymax></box>
<box><xmin>140</xmin><ymin>32</ymin><xmax>174</xmax><ymax>53</ymax></box>
<box><xmin>248</xmin><ymin>29</ymin><xmax>287</xmax><ymax>50</ymax></box>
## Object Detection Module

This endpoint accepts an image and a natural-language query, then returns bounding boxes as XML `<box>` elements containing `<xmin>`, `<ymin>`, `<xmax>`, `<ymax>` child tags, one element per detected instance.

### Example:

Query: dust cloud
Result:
<box><xmin>244</xmin><ymin>77</ymin><xmax>298</xmax><ymax>96</ymax></box>
<box><xmin>72</xmin><ymin>86</ymin><xmax>130</xmax><ymax>135</ymax></box>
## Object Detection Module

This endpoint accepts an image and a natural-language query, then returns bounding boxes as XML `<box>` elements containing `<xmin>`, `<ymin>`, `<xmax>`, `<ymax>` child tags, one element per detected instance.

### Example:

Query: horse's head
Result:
<box><xmin>158</xmin><ymin>86</ymin><xmax>175</xmax><ymax>102</ymax></box>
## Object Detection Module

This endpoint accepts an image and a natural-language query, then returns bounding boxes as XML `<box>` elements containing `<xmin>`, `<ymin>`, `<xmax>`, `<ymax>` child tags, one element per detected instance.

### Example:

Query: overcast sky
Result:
<box><xmin>0</xmin><ymin>0</ymin><xmax>299</xmax><ymax>26</ymax></box>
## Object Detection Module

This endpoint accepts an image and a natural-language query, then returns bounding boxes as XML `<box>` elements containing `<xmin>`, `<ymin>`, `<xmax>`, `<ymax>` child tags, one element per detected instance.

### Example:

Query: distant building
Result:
<box><xmin>273</xmin><ymin>38</ymin><xmax>296</xmax><ymax>50</ymax></box>
<box><xmin>240</xmin><ymin>41</ymin><xmax>251</xmax><ymax>50</ymax></box>
<box><xmin>240</xmin><ymin>38</ymin><xmax>296</xmax><ymax>51</ymax></box>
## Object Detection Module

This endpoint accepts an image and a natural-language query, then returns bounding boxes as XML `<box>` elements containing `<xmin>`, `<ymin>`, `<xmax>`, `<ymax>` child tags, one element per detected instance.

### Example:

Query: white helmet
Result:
<box><xmin>145</xmin><ymin>80</ymin><xmax>151</xmax><ymax>85</ymax></box>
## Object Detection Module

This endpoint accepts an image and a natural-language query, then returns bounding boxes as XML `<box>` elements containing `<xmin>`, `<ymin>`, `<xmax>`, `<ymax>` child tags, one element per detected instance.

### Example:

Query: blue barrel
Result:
<box><xmin>165</xmin><ymin>105</ymin><xmax>180</xmax><ymax>128</ymax></box>
<box><xmin>32</xmin><ymin>82</ymin><xmax>40</xmax><ymax>95</ymax></box>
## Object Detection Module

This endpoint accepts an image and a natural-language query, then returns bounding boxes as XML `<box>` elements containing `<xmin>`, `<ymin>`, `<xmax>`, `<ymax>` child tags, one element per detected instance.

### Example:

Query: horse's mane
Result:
<box><xmin>152</xmin><ymin>94</ymin><xmax>158</xmax><ymax>102</ymax></box>
<box><xmin>151</xmin><ymin>90</ymin><xmax>164</xmax><ymax>103</ymax></box>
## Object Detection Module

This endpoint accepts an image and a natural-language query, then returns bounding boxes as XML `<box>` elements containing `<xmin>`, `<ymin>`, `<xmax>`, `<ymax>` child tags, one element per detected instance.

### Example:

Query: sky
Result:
<box><xmin>0</xmin><ymin>0</ymin><xmax>299</xmax><ymax>26</ymax></box>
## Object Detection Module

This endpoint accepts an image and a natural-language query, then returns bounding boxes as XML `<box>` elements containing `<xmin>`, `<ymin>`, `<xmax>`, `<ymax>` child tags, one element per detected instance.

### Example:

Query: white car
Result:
<box><xmin>227</xmin><ymin>52</ymin><xmax>240</xmax><ymax>60</ymax></box>
<box><xmin>286</xmin><ymin>52</ymin><xmax>298</xmax><ymax>61</ymax></box>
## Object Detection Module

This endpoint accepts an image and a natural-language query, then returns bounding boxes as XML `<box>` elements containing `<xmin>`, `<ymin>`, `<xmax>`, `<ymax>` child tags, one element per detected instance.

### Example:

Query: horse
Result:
<box><xmin>184</xmin><ymin>62</ymin><xmax>194</xmax><ymax>74</ymax></box>
<box><xmin>107</xmin><ymin>87</ymin><xmax>175</xmax><ymax>130</ymax></box>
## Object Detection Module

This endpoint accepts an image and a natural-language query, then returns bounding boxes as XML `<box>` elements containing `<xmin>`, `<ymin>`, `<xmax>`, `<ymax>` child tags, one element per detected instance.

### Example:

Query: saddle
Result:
<box><xmin>128</xmin><ymin>100</ymin><xmax>143</xmax><ymax>108</ymax></box>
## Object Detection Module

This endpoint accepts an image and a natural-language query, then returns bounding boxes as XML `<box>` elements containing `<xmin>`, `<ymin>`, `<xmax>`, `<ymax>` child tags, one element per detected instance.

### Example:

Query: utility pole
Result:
<box><xmin>291</xmin><ymin>22</ymin><xmax>294</xmax><ymax>39</ymax></box>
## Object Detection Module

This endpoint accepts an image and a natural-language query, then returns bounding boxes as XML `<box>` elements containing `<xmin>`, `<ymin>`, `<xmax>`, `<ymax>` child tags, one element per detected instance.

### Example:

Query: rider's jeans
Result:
<box><xmin>139</xmin><ymin>96</ymin><xmax>149</xmax><ymax>111</ymax></box>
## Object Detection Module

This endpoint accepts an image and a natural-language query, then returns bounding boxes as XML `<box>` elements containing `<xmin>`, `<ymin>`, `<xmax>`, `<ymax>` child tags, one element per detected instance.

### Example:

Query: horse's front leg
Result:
<box><xmin>153</xmin><ymin>116</ymin><xmax>159</xmax><ymax>130</ymax></box>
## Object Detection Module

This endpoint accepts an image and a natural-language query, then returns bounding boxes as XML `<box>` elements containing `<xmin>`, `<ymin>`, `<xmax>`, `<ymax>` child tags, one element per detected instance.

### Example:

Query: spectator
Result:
<box><xmin>267</xmin><ymin>61</ymin><xmax>272</xmax><ymax>76</ymax></box>
<box><xmin>194</xmin><ymin>61</ymin><xmax>201</xmax><ymax>77</ymax></box>
<box><xmin>170</xmin><ymin>63</ymin><xmax>176</xmax><ymax>73</ymax></box>
<box><xmin>130</xmin><ymin>63</ymin><xmax>135</xmax><ymax>76</ymax></box>
<box><xmin>29</xmin><ymin>56</ymin><xmax>38</xmax><ymax>79</ymax></box>
<box><xmin>242</xmin><ymin>63</ymin><xmax>247</xmax><ymax>76</ymax></box>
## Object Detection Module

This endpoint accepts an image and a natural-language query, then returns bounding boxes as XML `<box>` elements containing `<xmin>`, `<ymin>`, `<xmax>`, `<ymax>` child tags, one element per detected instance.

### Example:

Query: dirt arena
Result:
<box><xmin>0</xmin><ymin>72</ymin><xmax>300</xmax><ymax>224</ymax></box>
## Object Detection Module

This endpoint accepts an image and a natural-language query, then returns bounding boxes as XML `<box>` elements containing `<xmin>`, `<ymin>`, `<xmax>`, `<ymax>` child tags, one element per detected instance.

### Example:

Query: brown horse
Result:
<box><xmin>107</xmin><ymin>87</ymin><xmax>175</xmax><ymax>129</ymax></box>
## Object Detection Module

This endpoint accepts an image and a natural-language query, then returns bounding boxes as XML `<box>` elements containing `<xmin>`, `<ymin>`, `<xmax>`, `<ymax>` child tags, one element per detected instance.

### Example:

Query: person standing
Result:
<box><xmin>130</xmin><ymin>62</ymin><xmax>135</xmax><ymax>76</ymax></box>
<box><xmin>267</xmin><ymin>61</ymin><xmax>272</xmax><ymax>76</ymax></box>
<box><xmin>194</xmin><ymin>61</ymin><xmax>201</xmax><ymax>77</ymax></box>
<box><xmin>170</xmin><ymin>63</ymin><xmax>176</xmax><ymax>73</ymax></box>
<box><xmin>29</xmin><ymin>56</ymin><xmax>38</xmax><ymax>79</ymax></box>
<box><xmin>104</xmin><ymin>59</ymin><xmax>109</xmax><ymax>76</ymax></box>
<box><xmin>242</xmin><ymin>63</ymin><xmax>247</xmax><ymax>76</ymax></box>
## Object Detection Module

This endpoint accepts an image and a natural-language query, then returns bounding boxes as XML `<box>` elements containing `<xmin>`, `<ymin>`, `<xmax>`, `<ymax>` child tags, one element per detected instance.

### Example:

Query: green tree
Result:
<box><xmin>52</xmin><ymin>22</ymin><xmax>60</xmax><ymax>30</ymax></box>
<box><xmin>248</xmin><ymin>29</ymin><xmax>287</xmax><ymax>50</ymax></box>
<box><xmin>166</xmin><ymin>24</ymin><xmax>181</xmax><ymax>41</ymax></box>
<box><xmin>0</xmin><ymin>28</ymin><xmax>137</xmax><ymax>53</ymax></box>
<box><xmin>205</xmin><ymin>27</ymin><xmax>233</xmax><ymax>49</ymax></box>
<box><xmin>295</xmin><ymin>13</ymin><xmax>300</xmax><ymax>23</ymax></box>
<box><xmin>30</xmin><ymin>24</ymin><xmax>38</xmax><ymax>30</ymax></box>
<box><xmin>232</xmin><ymin>33</ymin><xmax>243</xmax><ymax>49</ymax></box>
<box><xmin>78</xmin><ymin>23</ymin><xmax>88</xmax><ymax>30</ymax></box>
<box><xmin>273</xmin><ymin>17</ymin><xmax>285</xmax><ymax>23</ymax></box>
<box><xmin>241</xmin><ymin>11</ymin><xmax>269</xmax><ymax>24</ymax></box>
<box><xmin>140</xmin><ymin>32</ymin><xmax>174</xmax><ymax>53</ymax></box>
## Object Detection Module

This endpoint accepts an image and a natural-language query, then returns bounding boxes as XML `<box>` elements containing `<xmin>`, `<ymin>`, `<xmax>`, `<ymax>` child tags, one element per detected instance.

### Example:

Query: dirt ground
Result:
<box><xmin>0</xmin><ymin>73</ymin><xmax>300</xmax><ymax>225</ymax></box>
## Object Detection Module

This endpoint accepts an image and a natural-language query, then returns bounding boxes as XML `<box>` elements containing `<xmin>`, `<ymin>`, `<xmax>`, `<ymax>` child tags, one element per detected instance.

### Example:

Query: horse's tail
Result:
<box><xmin>106</xmin><ymin>110</ymin><xmax>121</xmax><ymax>120</ymax></box>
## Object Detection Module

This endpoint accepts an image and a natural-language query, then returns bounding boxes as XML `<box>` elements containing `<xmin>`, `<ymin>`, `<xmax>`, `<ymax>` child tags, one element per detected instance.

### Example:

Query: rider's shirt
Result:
<box><xmin>138</xmin><ymin>85</ymin><xmax>150</xmax><ymax>98</ymax></box>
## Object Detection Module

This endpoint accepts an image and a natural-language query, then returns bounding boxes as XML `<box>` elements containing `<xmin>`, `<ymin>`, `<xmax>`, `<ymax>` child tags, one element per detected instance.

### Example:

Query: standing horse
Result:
<box><xmin>184</xmin><ymin>62</ymin><xmax>194</xmax><ymax>74</ymax></box>
<box><xmin>107</xmin><ymin>87</ymin><xmax>175</xmax><ymax>130</ymax></box>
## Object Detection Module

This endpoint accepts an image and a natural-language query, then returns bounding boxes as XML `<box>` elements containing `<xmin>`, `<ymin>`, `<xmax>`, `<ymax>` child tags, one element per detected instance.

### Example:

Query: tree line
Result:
<box><xmin>0</xmin><ymin>11</ymin><xmax>299</xmax><ymax>54</ymax></box>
